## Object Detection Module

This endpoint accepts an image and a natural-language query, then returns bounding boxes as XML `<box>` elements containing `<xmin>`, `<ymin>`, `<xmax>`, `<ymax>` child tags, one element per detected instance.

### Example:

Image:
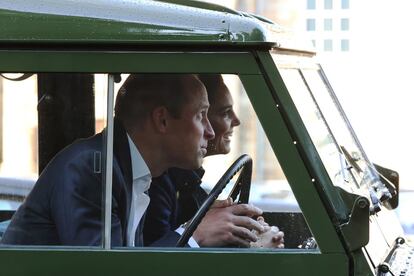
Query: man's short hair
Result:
<box><xmin>196</xmin><ymin>74</ymin><xmax>226</xmax><ymax>105</ymax></box>
<box><xmin>115</xmin><ymin>74</ymin><xmax>201</xmax><ymax>130</ymax></box>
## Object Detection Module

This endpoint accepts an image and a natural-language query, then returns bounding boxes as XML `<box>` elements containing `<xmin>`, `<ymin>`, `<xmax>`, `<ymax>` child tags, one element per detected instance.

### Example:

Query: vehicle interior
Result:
<box><xmin>0</xmin><ymin>72</ymin><xmax>313</xmax><ymax>249</ymax></box>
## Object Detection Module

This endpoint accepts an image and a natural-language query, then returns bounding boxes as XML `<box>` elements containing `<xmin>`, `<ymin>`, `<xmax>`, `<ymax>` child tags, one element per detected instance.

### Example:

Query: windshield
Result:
<box><xmin>272</xmin><ymin>53</ymin><xmax>390</xmax><ymax>208</ymax></box>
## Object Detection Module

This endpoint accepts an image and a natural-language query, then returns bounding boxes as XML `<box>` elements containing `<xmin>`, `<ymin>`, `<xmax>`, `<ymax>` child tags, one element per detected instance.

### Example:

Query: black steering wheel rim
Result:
<box><xmin>176</xmin><ymin>154</ymin><xmax>252</xmax><ymax>247</ymax></box>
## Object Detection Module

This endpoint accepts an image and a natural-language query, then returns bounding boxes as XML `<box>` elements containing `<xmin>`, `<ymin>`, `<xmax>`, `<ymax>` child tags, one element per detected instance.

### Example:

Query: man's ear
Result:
<box><xmin>151</xmin><ymin>106</ymin><xmax>170</xmax><ymax>133</ymax></box>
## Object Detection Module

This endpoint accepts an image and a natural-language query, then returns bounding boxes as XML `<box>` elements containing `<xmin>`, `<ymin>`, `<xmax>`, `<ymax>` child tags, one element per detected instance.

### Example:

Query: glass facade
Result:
<box><xmin>324</xmin><ymin>39</ymin><xmax>333</xmax><ymax>51</ymax></box>
<box><xmin>341</xmin><ymin>18</ymin><xmax>349</xmax><ymax>31</ymax></box>
<box><xmin>341</xmin><ymin>39</ymin><xmax>350</xmax><ymax>51</ymax></box>
<box><xmin>307</xmin><ymin>0</ymin><xmax>316</xmax><ymax>9</ymax></box>
<box><xmin>307</xmin><ymin>18</ymin><xmax>316</xmax><ymax>31</ymax></box>
<box><xmin>324</xmin><ymin>0</ymin><xmax>333</xmax><ymax>9</ymax></box>
<box><xmin>341</xmin><ymin>0</ymin><xmax>350</xmax><ymax>9</ymax></box>
<box><xmin>324</xmin><ymin>18</ymin><xmax>333</xmax><ymax>31</ymax></box>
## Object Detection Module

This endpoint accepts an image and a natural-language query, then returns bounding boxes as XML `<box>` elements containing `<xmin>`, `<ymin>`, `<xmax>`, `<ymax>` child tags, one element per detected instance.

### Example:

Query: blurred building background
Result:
<box><xmin>203</xmin><ymin>0</ymin><xmax>414</xmax><ymax>191</ymax></box>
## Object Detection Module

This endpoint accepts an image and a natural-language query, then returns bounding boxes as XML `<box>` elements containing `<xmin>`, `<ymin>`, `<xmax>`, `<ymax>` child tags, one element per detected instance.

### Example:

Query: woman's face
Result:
<box><xmin>206</xmin><ymin>85</ymin><xmax>240</xmax><ymax>156</ymax></box>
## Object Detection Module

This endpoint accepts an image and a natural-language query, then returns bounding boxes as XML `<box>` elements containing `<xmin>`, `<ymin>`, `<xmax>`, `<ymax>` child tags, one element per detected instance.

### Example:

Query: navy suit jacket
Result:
<box><xmin>144</xmin><ymin>168</ymin><xmax>207</xmax><ymax>246</ymax></box>
<box><xmin>1</xmin><ymin>120</ymin><xmax>180</xmax><ymax>247</ymax></box>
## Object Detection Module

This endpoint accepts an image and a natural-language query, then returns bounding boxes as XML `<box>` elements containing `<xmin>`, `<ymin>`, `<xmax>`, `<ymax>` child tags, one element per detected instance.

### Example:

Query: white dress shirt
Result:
<box><xmin>175</xmin><ymin>226</ymin><xmax>199</xmax><ymax>248</ymax></box>
<box><xmin>126</xmin><ymin>134</ymin><xmax>199</xmax><ymax>248</ymax></box>
<box><xmin>126</xmin><ymin>135</ymin><xmax>151</xmax><ymax>247</ymax></box>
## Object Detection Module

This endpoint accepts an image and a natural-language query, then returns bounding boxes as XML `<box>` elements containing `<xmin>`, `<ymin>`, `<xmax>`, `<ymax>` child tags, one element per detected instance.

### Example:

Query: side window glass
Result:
<box><xmin>271</xmin><ymin>54</ymin><xmax>382</xmax><ymax>214</ymax></box>
<box><xmin>0</xmin><ymin>73</ymin><xmax>108</xmax><ymax>247</ymax></box>
<box><xmin>200</xmin><ymin>75</ymin><xmax>314</xmax><ymax>250</ymax></box>
<box><xmin>0</xmin><ymin>73</ymin><xmax>315</xmax><ymax>251</ymax></box>
<box><xmin>0</xmin><ymin>75</ymin><xmax>38</xmax><ymax>214</ymax></box>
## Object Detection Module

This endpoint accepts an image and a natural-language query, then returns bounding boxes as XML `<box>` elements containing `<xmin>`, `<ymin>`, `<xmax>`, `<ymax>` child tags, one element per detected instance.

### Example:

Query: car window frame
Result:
<box><xmin>0</xmin><ymin>49</ymin><xmax>349</xmax><ymax>276</ymax></box>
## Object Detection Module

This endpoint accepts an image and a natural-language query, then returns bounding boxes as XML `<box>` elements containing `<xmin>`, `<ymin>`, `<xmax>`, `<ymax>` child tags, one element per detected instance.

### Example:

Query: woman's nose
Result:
<box><xmin>204</xmin><ymin>119</ymin><xmax>215</xmax><ymax>140</ymax></box>
<box><xmin>232</xmin><ymin>112</ymin><xmax>241</xmax><ymax>127</ymax></box>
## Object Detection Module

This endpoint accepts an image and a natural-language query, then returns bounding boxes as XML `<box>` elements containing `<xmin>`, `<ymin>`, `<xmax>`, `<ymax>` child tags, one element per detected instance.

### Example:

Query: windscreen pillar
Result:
<box><xmin>37</xmin><ymin>73</ymin><xmax>95</xmax><ymax>174</ymax></box>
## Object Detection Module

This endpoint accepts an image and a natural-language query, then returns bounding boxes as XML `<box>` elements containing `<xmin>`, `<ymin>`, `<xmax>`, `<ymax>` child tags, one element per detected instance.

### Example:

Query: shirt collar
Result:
<box><xmin>127</xmin><ymin>134</ymin><xmax>151</xmax><ymax>182</ymax></box>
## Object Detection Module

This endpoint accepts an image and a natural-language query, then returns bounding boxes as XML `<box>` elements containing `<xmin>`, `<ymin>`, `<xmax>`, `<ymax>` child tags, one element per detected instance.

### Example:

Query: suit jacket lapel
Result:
<box><xmin>112</xmin><ymin>118</ymin><xmax>133</xmax><ymax>245</ymax></box>
<box><xmin>135</xmin><ymin>211</ymin><xmax>146</xmax><ymax>246</ymax></box>
<box><xmin>113</xmin><ymin>118</ymin><xmax>133</xmax><ymax>191</ymax></box>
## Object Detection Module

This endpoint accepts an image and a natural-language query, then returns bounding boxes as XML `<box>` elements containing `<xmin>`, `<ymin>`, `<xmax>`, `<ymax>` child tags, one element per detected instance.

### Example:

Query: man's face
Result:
<box><xmin>165</xmin><ymin>81</ymin><xmax>215</xmax><ymax>169</ymax></box>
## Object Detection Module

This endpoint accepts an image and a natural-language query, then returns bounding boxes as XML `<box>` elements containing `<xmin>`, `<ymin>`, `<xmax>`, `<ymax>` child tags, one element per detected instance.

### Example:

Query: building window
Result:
<box><xmin>307</xmin><ymin>0</ymin><xmax>316</xmax><ymax>9</ymax></box>
<box><xmin>342</xmin><ymin>0</ymin><xmax>350</xmax><ymax>9</ymax></box>
<box><xmin>307</xmin><ymin>19</ymin><xmax>316</xmax><ymax>31</ymax></box>
<box><xmin>311</xmin><ymin>40</ymin><xmax>316</xmax><ymax>47</ymax></box>
<box><xmin>324</xmin><ymin>0</ymin><xmax>333</xmax><ymax>9</ymax></box>
<box><xmin>324</xmin><ymin>39</ymin><xmax>333</xmax><ymax>51</ymax></box>
<box><xmin>324</xmin><ymin>18</ymin><xmax>333</xmax><ymax>31</ymax></box>
<box><xmin>341</xmin><ymin>18</ymin><xmax>349</xmax><ymax>30</ymax></box>
<box><xmin>341</xmin><ymin>39</ymin><xmax>350</xmax><ymax>51</ymax></box>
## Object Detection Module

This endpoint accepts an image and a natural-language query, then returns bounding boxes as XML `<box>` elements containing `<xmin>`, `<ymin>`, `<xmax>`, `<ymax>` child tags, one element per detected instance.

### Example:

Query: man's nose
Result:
<box><xmin>204</xmin><ymin>119</ymin><xmax>215</xmax><ymax>140</ymax></box>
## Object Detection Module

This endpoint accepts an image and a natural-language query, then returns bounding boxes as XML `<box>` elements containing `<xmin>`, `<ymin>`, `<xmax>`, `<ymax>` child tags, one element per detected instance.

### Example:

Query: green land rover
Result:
<box><xmin>0</xmin><ymin>0</ymin><xmax>411</xmax><ymax>275</ymax></box>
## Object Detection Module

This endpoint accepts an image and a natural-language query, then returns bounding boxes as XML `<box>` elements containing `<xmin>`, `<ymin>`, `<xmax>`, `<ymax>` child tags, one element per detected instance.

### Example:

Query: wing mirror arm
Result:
<box><xmin>336</xmin><ymin>186</ymin><xmax>370</xmax><ymax>251</ymax></box>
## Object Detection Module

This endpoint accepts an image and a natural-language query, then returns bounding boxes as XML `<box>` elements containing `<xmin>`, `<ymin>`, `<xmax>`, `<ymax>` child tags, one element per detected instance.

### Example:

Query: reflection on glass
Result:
<box><xmin>302</xmin><ymin>69</ymin><xmax>371</xmax><ymax>185</ymax></box>
<box><xmin>272</xmin><ymin>53</ymin><xmax>391</xmax><ymax>211</ymax></box>
<box><xmin>0</xmin><ymin>74</ymin><xmax>38</xmax><ymax>218</ymax></box>
<box><xmin>278</xmin><ymin>68</ymin><xmax>353</xmax><ymax>190</ymax></box>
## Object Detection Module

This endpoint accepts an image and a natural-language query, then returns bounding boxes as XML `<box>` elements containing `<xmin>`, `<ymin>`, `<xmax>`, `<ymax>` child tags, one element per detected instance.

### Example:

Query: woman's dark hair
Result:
<box><xmin>196</xmin><ymin>74</ymin><xmax>226</xmax><ymax>105</ymax></box>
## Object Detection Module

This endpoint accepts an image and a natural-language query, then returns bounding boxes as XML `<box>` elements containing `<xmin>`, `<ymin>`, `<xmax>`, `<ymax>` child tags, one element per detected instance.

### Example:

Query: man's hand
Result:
<box><xmin>192</xmin><ymin>199</ymin><xmax>265</xmax><ymax>247</ymax></box>
<box><xmin>250</xmin><ymin>216</ymin><xmax>284</xmax><ymax>249</ymax></box>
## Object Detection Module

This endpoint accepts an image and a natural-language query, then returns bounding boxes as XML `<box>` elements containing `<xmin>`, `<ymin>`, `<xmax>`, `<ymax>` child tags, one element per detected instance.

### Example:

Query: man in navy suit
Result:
<box><xmin>1</xmin><ymin>74</ymin><xmax>215</xmax><ymax>247</ymax></box>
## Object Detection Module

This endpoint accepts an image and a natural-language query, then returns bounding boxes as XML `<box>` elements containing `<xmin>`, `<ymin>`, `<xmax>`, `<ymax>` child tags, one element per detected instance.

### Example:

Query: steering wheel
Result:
<box><xmin>176</xmin><ymin>154</ymin><xmax>252</xmax><ymax>247</ymax></box>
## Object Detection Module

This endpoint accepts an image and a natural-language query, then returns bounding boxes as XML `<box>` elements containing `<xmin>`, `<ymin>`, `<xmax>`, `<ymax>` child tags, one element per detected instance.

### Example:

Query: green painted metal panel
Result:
<box><xmin>0</xmin><ymin>248</ymin><xmax>348</xmax><ymax>276</ymax></box>
<box><xmin>0</xmin><ymin>0</ymin><xmax>316</xmax><ymax>52</ymax></box>
<box><xmin>0</xmin><ymin>1</ymin><xmax>385</xmax><ymax>274</ymax></box>
<box><xmin>0</xmin><ymin>8</ymin><xmax>225</xmax><ymax>44</ymax></box>
<box><xmin>239</xmin><ymin>74</ymin><xmax>345</xmax><ymax>254</ymax></box>
<box><xmin>0</xmin><ymin>51</ymin><xmax>260</xmax><ymax>74</ymax></box>
<box><xmin>351</xmin><ymin>249</ymin><xmax>376</xmax><ymax>276</ymax></box>
<box><xmin>0</xmin><ymin>0</ymin><xmax>277</xmax><ymax>46</ymax></box>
